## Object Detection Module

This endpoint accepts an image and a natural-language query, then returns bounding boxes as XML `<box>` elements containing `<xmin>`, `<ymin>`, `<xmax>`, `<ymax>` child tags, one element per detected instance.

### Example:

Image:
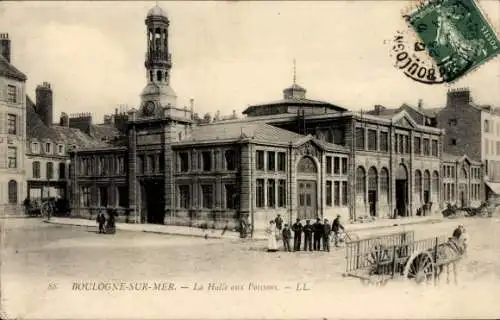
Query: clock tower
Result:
<box><xmin>140</xmin><ymin>4</ymin><xmax>177</xmax><ymax>117</ymax></box>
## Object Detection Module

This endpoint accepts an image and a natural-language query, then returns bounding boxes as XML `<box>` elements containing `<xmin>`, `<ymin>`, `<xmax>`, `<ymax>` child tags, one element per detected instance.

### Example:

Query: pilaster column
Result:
<box><xmin>239</xmin><ymin>142</ymin><xmax>251</xmax><ymax>217</ymax></box>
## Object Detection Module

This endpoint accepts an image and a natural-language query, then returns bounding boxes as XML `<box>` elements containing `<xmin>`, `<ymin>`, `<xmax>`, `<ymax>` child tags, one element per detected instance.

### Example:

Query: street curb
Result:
<box><xmin>43</xmin><ymin>217</ymin><xmax>444</xmax><ymax>241</ymax></box>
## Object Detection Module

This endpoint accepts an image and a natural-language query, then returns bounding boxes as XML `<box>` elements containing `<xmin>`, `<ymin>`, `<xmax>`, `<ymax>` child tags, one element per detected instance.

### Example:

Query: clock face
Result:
<box><xmin>144</xmin><ymin>101</ymin><xmax>155</xmax><ymax>116</ymax></box>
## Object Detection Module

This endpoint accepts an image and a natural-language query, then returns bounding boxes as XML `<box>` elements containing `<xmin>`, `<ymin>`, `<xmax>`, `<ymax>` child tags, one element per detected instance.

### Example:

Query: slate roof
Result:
<box><xmin>0</xmin><ymin>55</ymin><xmax>26</xmax><ymax>81</ymax></box>
<box><xmin>366</xmin><ymin>104</ymin><xmax>440</xmax><ymax>119</ymax></box>
<box><xmin>442</xmin><ymin>152</ymin><xmax>481</xmax><ymax>163</ymax></box>
<box><xmin>90</xmin><ymin>124</ymin><xmax>121</xmax><ymax>141</ymax></box>
<box><xmin>245</xmin><ymin>97</ymin><xmax>346</xmax><ymax>112</ymax></box>
<box><xmin>26</xmin><ymin>95</ymin><xmax>108</xmax><ymax>148</ymax></box>
<box><xmin>183</xmin><ymin>122</ymin><xmax>305</xmax><ymax>144</ymax></box>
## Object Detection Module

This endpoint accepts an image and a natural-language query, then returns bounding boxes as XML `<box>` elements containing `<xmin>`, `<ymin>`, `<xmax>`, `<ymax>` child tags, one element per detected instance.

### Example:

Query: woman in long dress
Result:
<box><xmin>266</xmin><ymin>220</ymin><xmax>279</xmax><ymax>252</ymax></box>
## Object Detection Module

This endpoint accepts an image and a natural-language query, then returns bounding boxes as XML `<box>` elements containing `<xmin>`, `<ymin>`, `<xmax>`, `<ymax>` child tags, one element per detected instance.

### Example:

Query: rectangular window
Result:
<box><xmin>45</xmin><ymin>143</ymin><xmax>52</xmax><ymax>154</ymax></box>
<box><xmin>7</xmin><ymin>85</ymin><xmax>16</xmax><ymax>103</ymax></box>
<box><xmin>341</xmin><ymin>181</ymin><xmax>348</xmax><ymax>206</ymax></box>
<box><xmin>414</xmin><ymin>137</ymin><xmax>421</xmax><ymax>155</ymax></box>
<box><xmin>380</xmin><ymin>132</ymin><xmax>388</xmax><ymax>152</ymax></box>
<box><xmin>179</xmin><ymin>185</ymin><xmax>190</xmax><ymax>209</ymax></box>
<box><xmin>367</xmin><ymin>129</ymin><xmax>377</xmax><ymax>151</ymax></box>
<box><xmin>116</xmin><ymin>157</ymin><xmax>125</xmax><ymax>174</ymax></box>
<box><xmin>7</xmin><ymin>147</ymin><xmax>17</xmax><ymax>168</ymax></box>
<box><xmin>201</xmin><ymin>184</ymin><xmax>213</xmax><ymax>209</ymax></box>
<box><xmin>118</xmin><ymin>186</ymin><xmax>128</xmax><ymax>207</ymax></box>
<box><xmin>148</xmin><ymin>155</ymin><xmax>155</xmax><ymax>173</ymax></box>
<box><xmin>399</xmin><ymin>135</ymin><xmax>404</xmax><ymax>154</ymax></box>
<box><xmin>179</xmin><ymin>152</ymin><xmax>189</xmax><ymax>172</ymax></box>
<box><xmin>225</xmin><ymin>150</ymin><xmax>236</xmax><ymax>170</ymax></box>
<box><xmin>326</xmin><ymin>181</ymin><xmax>332</xmax><ymax>206</ymax></box>
<box><xmin>423</xmin><ymin>138</ymin><xmax>430</xmax><ymax>156</ymax></box>
<box><xmin>58</xmin><ymin>144</ymin><xmax>64</xmax><ymax>154</ymax></box>
<box><xmin>404</xmin><ymin>135</ymin><xmax>410</xmax><ymax>154</ymax></box>
<box><xmin>256</xmin><ymin>150</ymin><xmax>265</xmax><ymax>170</ymax></box>
<box><xmin>32</xmin><ymin>162</ymin><xmax>40</xmax><ymax>178</ymax></box>
<box><xmin>496</xmin><ymin>142</ymin><xmax>500</xmax><ymax>156</ymax></box>
<box><xmin>341</xmin><ymin>158</ymin><xmax>348</xmax><ymax>175</ymax></box>
<box><xmin>355</xmin><ymin>127</ymin><xmax>365</xmax><ymax>150</ymax></box>
<box><xmin>278</xmin><ymin>152</ymin><xmax>286</xmax><ymax>172</ymax></box>
<box><xmin>334</xmin><ymin>181</ymin><xmax>340</xmax><ymax>206</ymax></box>
<box><xmin>7</xmin><ymin>114</ymin><xmax>16</xmax><ymax>135</ymax></box>
<box><xmin>256</xmin><ymin>179</ymin><xmax>265</xmax><ymax>208</ymax></box>
<box><xmin>80</xmin><ymin>186</ymin><xmax>91</xmax><ymax>207</ymax></box>
<box><xmin>267</xmin><ymin>179</ymin><xmax>276</xmax><ymax>208</ymax></box>
<box><xmin>202</xmin><ymin>151</ymin><xmax>212</xmax><ymax>171</ymax></box>
<box><xmin>431</xmin><ymin>140</ymin><xmax>438</xmax><ymax>157</ymax></box>
<box><xmin>485</xmin><ymin>138</ymin><xmax>489</xmax><ymax>155</ymax></box>
<box><xmin>225</xmin><ymin>184</ymin><xmax>238</xmax><ymax>209</ymax></box>
<box><xmin>99</xmin><ymin>187</ymin><xmax>108</xmax><ymax>207</ymax></box>
<box><xmin>333</xmin><ymin>157</ymin><xmax>340</xmax><ymax>175</ymax></box>
<box><xmin>278</xmin><ymin>179</ymin><xmax>286</xmax><ymax>207</ymax></box>
<box><xmin>394</xmin><ymin>134</ymin><xmax>398</xmax><ymax>153</ymax></box>
<box><xmin>267</xmin><ymin>151</ymin><xmax>275</xmax><ymax>171</ymax></box>
<box><xmin>326</xmin><ymin>156</ymin><xmax>332</xmax><ymax>174</ymax></box>
<box><xmin>46</xmin><ymin>162</ymin><xmax>54</xmax><ymax>179</ymax></box>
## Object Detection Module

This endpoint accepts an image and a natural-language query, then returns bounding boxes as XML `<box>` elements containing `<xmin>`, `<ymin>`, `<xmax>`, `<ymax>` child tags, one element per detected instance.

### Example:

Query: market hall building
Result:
<box><xmin>69</xmin><ymin>4</ymin><xmax>484</xmax><ymax>234</ymax></box>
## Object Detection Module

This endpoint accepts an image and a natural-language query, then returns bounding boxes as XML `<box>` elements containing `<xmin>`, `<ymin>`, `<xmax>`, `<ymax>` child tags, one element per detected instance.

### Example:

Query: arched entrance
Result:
<box><xmin>297</xmin><ymin>156</ymin><xmax>318</xmax><ymax>220</ymax></box>
<box><xmin>368</xmin><ymin>167</ymin><xmax>378</xmax><ymax>217</ymax></box>
<box><xmin>395</xmin><ymin>164</ymin><xmax>408</xmax><ymax>217</ymax></box>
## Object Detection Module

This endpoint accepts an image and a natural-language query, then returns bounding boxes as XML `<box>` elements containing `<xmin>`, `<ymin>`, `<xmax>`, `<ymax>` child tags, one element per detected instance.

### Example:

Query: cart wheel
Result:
<box><xmin>403</xmin><ymin>251</ymin><xmax>435</xmax><ymax>285</ymax></box>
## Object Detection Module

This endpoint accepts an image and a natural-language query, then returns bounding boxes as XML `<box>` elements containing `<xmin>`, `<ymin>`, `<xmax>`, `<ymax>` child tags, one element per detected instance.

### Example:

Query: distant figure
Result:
<box><xmin>291</xmin><ymin>218</ymin><xmax>303</xmax><ymax>251</ymax></box>
<box><xmin>323</xmin><ymin>219</ymin><xmax>331</xmax><ymax>252</ymax></box>
<box><xmin>105</xmin><ymin>209</ymin><xmax>116</xmax><ymax>234</ymax></box>
<box><xmin>23</xmin><ymin>198</ymin><xmax>30</xmax><ymax>216</ymax></box>
<box><xmin>274</xmin><ymin>214</ymin><xmax>283</xmax><ymax>231</ymax></box>
<box><xmin>313</xmin><ymin>218</ymin><xmax>323</xmax><ymax>251</ymax></box>
<box><xmin>303</xmin><ymin>220</ymin><xmax>313</xmax><ymax>252</ymax></box>
<box><xmin>332</xmin><ymin>215</ymin><xmax>345</xmax><ymax>247</ymax></box>
<box><xmin>221</xmin><ymin>220</ymin><xmax>229</xmax><ymax>236</ymax></box>
<box><xmin>266</xmin><ymin>220</ymin><xmax>278</xmax><ymax>252</ymax></box>
<box><xmin>282</xmin><ymin>224</ymin><xmax>292</xmax><ymax>252</ymax></box>
<box><xmin>96</xmin><ymin>213</ymin><xmax>106</xmax><ymax>234</ymax></box>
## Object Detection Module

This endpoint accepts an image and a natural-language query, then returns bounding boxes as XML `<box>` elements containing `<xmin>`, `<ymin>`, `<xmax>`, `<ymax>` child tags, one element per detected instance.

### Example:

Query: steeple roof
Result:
<box><xmin>147</xmin><ymin>4</ymin><xmax>167</xmax><ymax>18</ymax></box>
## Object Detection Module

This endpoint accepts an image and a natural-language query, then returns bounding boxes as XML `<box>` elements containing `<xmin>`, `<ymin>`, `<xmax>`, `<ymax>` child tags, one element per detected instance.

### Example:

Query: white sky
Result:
<box><xmin>1</xmin><ymin>1</ymin><xmax>499</xmax><ymax>123</ymax></box>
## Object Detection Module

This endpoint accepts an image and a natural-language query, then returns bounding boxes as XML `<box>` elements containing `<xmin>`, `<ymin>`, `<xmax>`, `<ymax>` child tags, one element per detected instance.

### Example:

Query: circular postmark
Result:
<box><xmin>389</xmin><ymin>29</ymin><xmax>448</xmax><ymax>84</ymax></box>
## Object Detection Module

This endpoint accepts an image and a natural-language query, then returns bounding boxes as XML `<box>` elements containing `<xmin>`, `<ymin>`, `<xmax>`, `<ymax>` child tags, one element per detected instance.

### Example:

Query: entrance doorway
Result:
<box><xmin>141</xmin><ymin>180</ymin><xmax>165</xmax><ymax>224</ymax></box>
<box><xmin>368</xmin><ymin>190</ymin><xmax>377</xmax><ymax>216</ymax></box>
<box><xmin>395</xmin><ymin>164</ymin><xmax>408</xmax><ymax>217</ymax></box>
<box><xmin>297</xmin><ymin>181</ymin><xmax>317</xmax><ymax>220</ymax></box>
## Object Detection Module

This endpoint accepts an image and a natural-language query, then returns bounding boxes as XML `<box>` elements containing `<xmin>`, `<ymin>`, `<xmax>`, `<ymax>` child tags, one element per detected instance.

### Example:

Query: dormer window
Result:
<box><xmin>31</xmin><ymin>142</ymin><xmax>40</xmax><ymax>154</ymax></box>
<box><xmin>58</xmin><ymin>144</ymin><xmax>64</xmax><ymax>155</ymax></box>
<box><xmin>45</xmin><ymin>142</ymin><xmax>52</xmax><ymax>154</ymax></box>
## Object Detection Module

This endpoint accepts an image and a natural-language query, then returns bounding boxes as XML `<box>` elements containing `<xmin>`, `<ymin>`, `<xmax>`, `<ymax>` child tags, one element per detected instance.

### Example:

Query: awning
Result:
<box><xmin>485</xmin><ymin>181</ymin><xmax>500</xmax><ymax>195</ymax></box>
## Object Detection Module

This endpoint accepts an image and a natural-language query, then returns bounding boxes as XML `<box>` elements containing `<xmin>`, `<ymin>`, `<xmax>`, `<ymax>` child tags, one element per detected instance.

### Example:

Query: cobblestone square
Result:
<box><xmin>1</xmin><ymin>218</ymin><xmax>500</xmax><ymax>318</ymax></box>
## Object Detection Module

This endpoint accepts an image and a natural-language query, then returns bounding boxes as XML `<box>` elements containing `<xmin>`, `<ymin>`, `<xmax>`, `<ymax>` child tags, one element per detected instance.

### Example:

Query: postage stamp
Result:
<box><xmin>406</xmin><ymin>0</ymin><xmax>500</xmax><ymax>82</ymax></box>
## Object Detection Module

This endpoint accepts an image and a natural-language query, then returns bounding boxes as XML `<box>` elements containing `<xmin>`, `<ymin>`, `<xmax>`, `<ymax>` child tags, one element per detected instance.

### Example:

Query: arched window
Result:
<box><xmin>415</xmin><ymin>170</ymin><xmax>422</xmax><ymax>198</ymax></box>
<box><xmin>380</xmin><ymin>167</ymin><xmax>389</xmax><ymax>198</ymax></box>
<box><xmin>59</xmin><ymin>163</ymin><xmax>66</xmax><ymax>179</ymax></box>
<box><xmin>297</xmin><ymin>157</ymin><xmax>317</xmax><ymax>173</ymax></box>
<box><xmin>432</xmin><ymin>170</ymin><xmax>439</xmax><ymax>194</ymax></box>
<box><xmin>368</xmin><ymin>167</ymin><xmax>377</xmax><ymax>191</ymax></box>
<box><xmin>157</xmin><ymin>70</ymin><xmax>162</xmax><ymax>82</ymax></box>
<box><xmin>8</xmin><ymin>180</ymin><xmax>17</xmax><ymax>204</ymax></box>
<box><xmin>32</xmin><ymin>161</ymin><xmax>41</xmax><ymax>178</ymax></box>
<box><xmin>423</xmin><ymin>170</ymin><xmax>431</xmax><ymax>192</ymax></box>
<box><xmin>46</xmin><ymin>162</ymin><xmax>54</xmax><ymax>180</ymax></box>
<box><xmin>356</xmin><ymin>166</ymin><xmax>366</xmax><ymax>195</ymax></box>
<box><xmin>484</xmin><ymin>119</ymin><xmax>490</xmax><ymax>132</ymax></box>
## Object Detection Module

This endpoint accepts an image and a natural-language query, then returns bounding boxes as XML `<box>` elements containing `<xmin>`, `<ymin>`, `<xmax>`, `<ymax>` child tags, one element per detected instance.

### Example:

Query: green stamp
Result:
<box><xmin>408</xmin><ymin>0</ymin><xmax>500</xmax><ymax>82</ymax></box>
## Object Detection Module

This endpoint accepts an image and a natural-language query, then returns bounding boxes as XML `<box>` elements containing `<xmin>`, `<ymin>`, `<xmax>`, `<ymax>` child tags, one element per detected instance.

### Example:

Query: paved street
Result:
<box><xmin>1</xmin><ymin>217</ymin><xmax>500</xmax><ymax>319</ymax></box>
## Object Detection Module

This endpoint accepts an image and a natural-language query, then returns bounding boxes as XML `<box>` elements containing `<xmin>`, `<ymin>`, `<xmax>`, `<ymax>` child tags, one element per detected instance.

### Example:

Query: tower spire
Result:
<box><xmin>293</xmin><ymin>58</ymin><xmax>296</xmax><ymax>84</ymax></box>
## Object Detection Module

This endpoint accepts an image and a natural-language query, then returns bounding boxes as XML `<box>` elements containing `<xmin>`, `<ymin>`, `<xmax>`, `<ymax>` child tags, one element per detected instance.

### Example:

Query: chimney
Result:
<box><xmin>418</xmin><ymin>99</ymin><xmax>423</xmax><ymax>109</ymax></box>
<box><xmin>373</xmin><ymin>104</ymin><xmax>386</xmax><ymax>115</ymax></box>
<box><xmin>0</xmin><ymin>33</ymin><xmax>11</xmax><ymax>63</ymax></box>
<box><xmin>69</xmin><ymin>112</ymin><xmax>92</xmax><ymax>135</ymax></box>
<box><xmin>60</xmin><ymin>112</ymin><xmax>69</xmax><ymax>127</ymax></box>
<box><xmin>35</xmin><ymin>82</ymin><xmax>53</xmax><ymax>127</ymax></box>
<box><xmin>447</xmin><ymin>88</ymin><xmax>471</xmax><ymax>107</ymax></box>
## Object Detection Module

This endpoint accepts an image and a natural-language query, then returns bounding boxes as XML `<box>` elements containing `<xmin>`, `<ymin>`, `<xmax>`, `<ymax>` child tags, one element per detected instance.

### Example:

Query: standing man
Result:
<box><xmin>292</xmin><ymin>218</ymin><xmax>303</xmax><ymax>251</ymax></box>
<box><xmin>275</xmin><ymin>214</ymin><xmax>283</xmax><ymax>231</ymax></box>
<box><xmin>96</xmin><ymin>212</ymin><xmax>106</xmax><ymax>234</ymax></box>
<box><xmin>303</xmin><ymin>220</ymin><xmax>313</xmax><ymax>252</ymax></box>
<box><xmin>313</xmin><ymin>218</ymin><xmax>323</xmax><ymax>251</ymax></box>
<box><xmin>282</xmin><ymin>224</ymin><xmax>292</xmax><ymax>252</ymax></box>
<box><xmin>323</xmin><ymin>218</ymin><xmax>332</xmax><ymax>252</ymax></box>
<box><xmin>332</xmin><ymin>214</ymin><xmax>345</xmax><ymax>247</ymax></box>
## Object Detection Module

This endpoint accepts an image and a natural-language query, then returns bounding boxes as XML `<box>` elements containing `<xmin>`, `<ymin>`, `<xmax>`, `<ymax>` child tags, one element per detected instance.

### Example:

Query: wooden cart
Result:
<box><xmin>343</xmin><ymin>230</ymin><xmax>465</xmax><ymax>286</ymax></box>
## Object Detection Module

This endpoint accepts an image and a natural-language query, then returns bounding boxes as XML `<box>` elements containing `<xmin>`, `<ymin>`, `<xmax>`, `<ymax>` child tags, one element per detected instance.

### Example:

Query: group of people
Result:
<box><xmin>266</xmin><ymin>214</ymin><xmax>345</xmax><ymax>252</ymax></box>
<box><xmin>96</xmin><ymin>209</ymin><xmax>117</xmax><ymax>234</ymax></box>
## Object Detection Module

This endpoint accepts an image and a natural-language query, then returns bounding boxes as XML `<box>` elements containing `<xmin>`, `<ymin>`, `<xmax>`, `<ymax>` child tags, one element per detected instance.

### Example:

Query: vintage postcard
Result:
<box><xmin>0</xmin><ymin>0</ymin><xmax>499</xmax><ymax>319</ymax></box>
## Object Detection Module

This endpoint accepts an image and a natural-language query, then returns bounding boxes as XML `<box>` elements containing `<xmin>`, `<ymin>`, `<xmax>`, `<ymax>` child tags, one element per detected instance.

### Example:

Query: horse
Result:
<box><xmin>435</xmin><ymin>233</ymin><xmax>467</xmax><ymax>284</ymax></box>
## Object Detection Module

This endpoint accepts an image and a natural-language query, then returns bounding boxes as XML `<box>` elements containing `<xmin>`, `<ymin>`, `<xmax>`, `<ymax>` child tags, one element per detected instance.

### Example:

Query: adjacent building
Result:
<box><xmin>0</xmin><ymin>33</ymin><xmax>27</xmax><ymax>214</ymax></box>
